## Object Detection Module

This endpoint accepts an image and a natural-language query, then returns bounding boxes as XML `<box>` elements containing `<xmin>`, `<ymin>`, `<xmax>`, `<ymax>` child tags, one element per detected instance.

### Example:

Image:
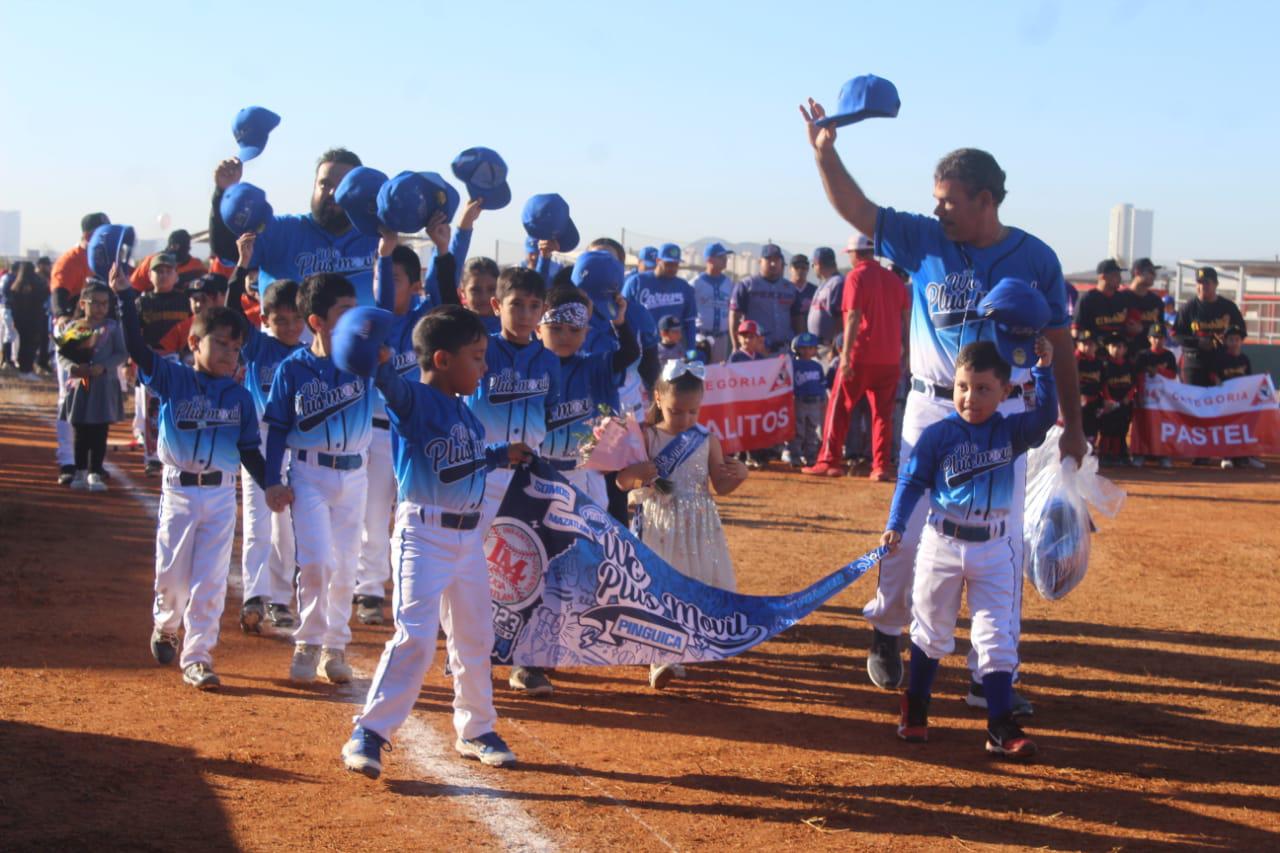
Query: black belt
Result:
<box><xmin>912</xmin><ymin>377</ymin><xmax>1020</xmax><ymax>401</ymax></box>
<box><xmin>548</xmin><ymin>458</ymin><xmax>578</xmax><ymax>472</ymax></box>
<box><xmin>939</xmin><ymin>518</ymin><xmax>1005</xmax><ymax>542</ymax></box>
<box><xmin>296</xmin><ymin>449</ymin><xmax>363</xmax><ymax>470</ymax></box>
<box><xmin>796</xmin><ymin>394</ymin><xmax>826</xmax><ymax>404</ymax></box>
<box><xmin>178</xmin><ymin>471</ymin><xmax>224</xmax><ymax>487</ymax></box>
<box><xmin>418</xmin><ymin>508</ymin><xmax>481</xmax><ymax>530</ymax></box>
<box><xmin>372</xmin><ymin>417</ymin><xmax>390</xmax><ymax>430</ymax></box>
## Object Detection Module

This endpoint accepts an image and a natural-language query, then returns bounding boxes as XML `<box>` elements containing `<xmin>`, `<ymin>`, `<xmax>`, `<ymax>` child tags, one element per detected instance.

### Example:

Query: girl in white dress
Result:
<box><xmin>616</xmin><ymin>360</ymin><xmax>749</xmax><ymax>689</ymax></box>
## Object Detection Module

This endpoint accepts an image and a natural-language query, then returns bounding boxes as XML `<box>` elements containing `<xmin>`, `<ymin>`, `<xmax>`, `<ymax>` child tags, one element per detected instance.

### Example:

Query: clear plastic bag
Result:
<box><xmin>1023</xmin><ymin>427</ymin><xmax>1126</xmax><ymax>600</ymax></box>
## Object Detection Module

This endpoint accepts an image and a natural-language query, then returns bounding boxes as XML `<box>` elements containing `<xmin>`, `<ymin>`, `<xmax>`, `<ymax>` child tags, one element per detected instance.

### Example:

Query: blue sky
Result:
<box><xmin>1</xmin><ymin>0</ymin><xmax>1276</xmax><ymax>273</ymax></box>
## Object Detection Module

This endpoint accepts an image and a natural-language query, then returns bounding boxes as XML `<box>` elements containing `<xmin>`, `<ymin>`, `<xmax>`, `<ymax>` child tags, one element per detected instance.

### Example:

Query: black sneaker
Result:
<box><xmin>150</xmin><ymin>627</ymin><xmax>179</xmax><ymax>666</ymax></box>
<box><xmin>986</xmin><ymin>714</ymin><xmax>1037</xmax><ymax>760</ymax></box>
<box><xmin>355</xmin><ymin>595</ymin><xmax>385</xmax><ymax>625</ymax></box>
<box><xmin>57</xmin><ymin>465</ymin><xmax>76</xmax><ymax>486</ymax></box>
<box><xmin>867</xmin><ymin>628</ymin><xmax>903</xmax><ymax>689</ymax></box>
<box><xmin>267</xmin><ymin>602</ymin><xmax>297</xmax><ymax>630</ymax></box>
<box><xmin>964</xmin><ymin>680</ymin><xmax>1034</xmax><ymax>718</ymax></box>
<box><xmin>144</xmin><ymin>460</ymin><xmax>162</xmax><ymax>476</ymax></box>
<box><xmin>508</xmin><ymin>666</ymin><xmax>554</xmax><ymax>696</ymax></box>
<box><xmin>240</xmin><ymin>596</ymin><xmax>266</xmax><ymax>634</ymax></box>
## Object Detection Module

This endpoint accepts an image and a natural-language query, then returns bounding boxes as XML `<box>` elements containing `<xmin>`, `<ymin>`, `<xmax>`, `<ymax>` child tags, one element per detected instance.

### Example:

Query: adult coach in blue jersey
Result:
<box><xmin>209</xmin><ymin>150</ymin><xmax>379</xmax><ymax>304</ymax></box>
<box><xmin>800</xmin><ymin>97</ymin><xmax>1087</xmax><ymax>712</ymax></box>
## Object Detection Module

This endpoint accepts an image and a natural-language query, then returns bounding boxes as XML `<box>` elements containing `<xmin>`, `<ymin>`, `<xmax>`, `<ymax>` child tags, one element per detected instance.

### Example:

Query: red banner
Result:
<box><xmin>698</xmin><ymin>355</ymin><xmax>797</xmax><ymax>454</ymax></box>
<box><xmin>1130</xmin><ymin>374</ymin><xmax>1280</xmax><ymax>458</ymax></box>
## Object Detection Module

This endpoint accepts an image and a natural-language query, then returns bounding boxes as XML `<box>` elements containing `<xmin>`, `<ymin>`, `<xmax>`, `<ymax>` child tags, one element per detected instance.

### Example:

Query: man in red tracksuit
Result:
<box><xmin>804</xmin><ymin>234</ymin><xmax>909</xmax><ymax>481</ymax></box>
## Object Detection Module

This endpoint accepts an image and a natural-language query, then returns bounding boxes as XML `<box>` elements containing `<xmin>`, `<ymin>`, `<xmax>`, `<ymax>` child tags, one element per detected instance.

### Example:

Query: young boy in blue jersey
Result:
<box><xmin>467</xmin><ymin>266</ymin><xmax>562</xmax><ymax>697</ymax></box>
<box><xmin>342</xmin><ymin>305</ymin><xmax>532</xmax><ymax>779</ymax></box>
<box><xmin>785</xmin><ymin>332</ymin><xmax>826</xmax><ymax>468</ymax></box>
<box><xmin>656</xmin><ymin>315</ymin><xmax>684</xmax><ymax>363</ymax></box>
<box><xmin>264</xmin><ymin>273</ymin><xmax>375</xmax><ymax>686</ymax></box>
<box><xmin>460</xmin><ymin>256</ymin><xmax>502</xmax><ymax>335</ymax></box>
<box><xmin>227</xmin><ymin>233</ymin><xmax>304</xmax><ymax>636</ymax></box>
<box><xmin>109</xmin><ymin>263</ymin><xmax>268</xmax><ymax>691</ymax></box>
<box><xmin>881</xmin><ymin>338</ymin><xmax>1056</xmax><ymax>760</ymax></box>
<box><xmin>357</xmin><ymin>216</ymin><xmax>459</xmax><ymax>625</ymax></box>
<box><xmin>537</xmin><ymin>284</ymin><xmax>638</xmax><ymax>507</ymax></box>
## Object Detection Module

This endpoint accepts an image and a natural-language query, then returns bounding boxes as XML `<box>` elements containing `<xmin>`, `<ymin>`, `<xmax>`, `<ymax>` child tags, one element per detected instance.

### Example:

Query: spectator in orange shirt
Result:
<box><xmin>130</xmin><ymin>230</ymin><xmax>207</xmax><ymax>292</ymax></box>
<box><xmin>51</xmin><ymin>212</ymin><xmax>110</xmax><ymax>320</ymax></box>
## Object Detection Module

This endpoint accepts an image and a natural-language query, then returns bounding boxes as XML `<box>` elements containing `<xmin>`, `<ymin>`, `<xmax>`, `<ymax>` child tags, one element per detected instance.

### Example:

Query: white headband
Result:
<box><xmin>540</xmin><ymin>302</ymin><xmax>590</xmax><ymax>328</ymax></box>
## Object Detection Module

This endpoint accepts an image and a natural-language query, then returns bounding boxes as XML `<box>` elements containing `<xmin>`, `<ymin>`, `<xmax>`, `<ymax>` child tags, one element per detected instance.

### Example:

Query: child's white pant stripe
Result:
<box><xmin>355</xmin><ymin>429</ymin><xmax>395</xmax><ymax>598</ymax></box>
<box><xmin>909</xmin><ymin>522</ymin><xmax>1020</xmax><ymax>677</ymax></box>
<box><xmin>289</xmin><ymin>461</ymin><xmax>367</xmax><ymax>648</ymax></box>
<box><xmin>241</xmin><ymin>426</ymin><xmax>295</xmax><ymax>604</ymax></box>
<box><xmin>355</xmin><ymin>502</ymin><xmax>498</xmax><ymax>742</ymax></box>
<box><xmin>152</xmin><ymin>481</ymin><xmax>237</xmax><ymax>668</ymax></box>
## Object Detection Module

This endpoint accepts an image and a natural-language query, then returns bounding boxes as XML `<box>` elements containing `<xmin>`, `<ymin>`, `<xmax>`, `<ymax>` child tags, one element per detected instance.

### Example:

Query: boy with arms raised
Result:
<box><xmin>264</xmin><ymin>273</ymin><xmax>374</xmax><ymax>685</ymax></box>
<box><xmin>109</xmin><ymin>263</ymin><xmax>269</xmax><ymax>690</ymax></box>
<box><xmin>342</xmin><ymin>305</ymin><xmax>532</xmax><ymax>779</ymax></box>
<box><xmin>882</xmin><ymin>336</ymin><xmax>1056</xmax><ymax>759</ymax></box>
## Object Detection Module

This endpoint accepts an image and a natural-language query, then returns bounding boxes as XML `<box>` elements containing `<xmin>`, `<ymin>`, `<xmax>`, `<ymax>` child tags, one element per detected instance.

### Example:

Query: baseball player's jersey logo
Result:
<box><xmin>391</xmin><ymin>349</ymin><xmax>418</xmax><ymax>376</ymax></box>
<box><xmin>546</xmin><ymin>397</ymin><xmax>595</xmax><ymax>432</ymax></box>
<box><xmin>296</xmin><ymin>377</ymin><xmax>367</xmax><ymax>431</ymax></box>
<box><xmin>424</xmin><ymin>423</ymin><xmax>489</xmax><ymax>484</ymax></box>
<box><xmin>294</xmin><ymin>246</ymin><xmax>376</xmax><ymax>279</ymax></box>
<box><xmin>925</xmin><ymin>269</ymin><xmax>983</xmax><ymax>329</ymax></box>
<box><xmin>255</xmin><ymin>363</ymin><xmax>275</xmax><ymax>394</ymax></box>
<box><xmin>487</xmin><ymin>369</ymin><xmax>550</xmax><ymax>405</ymax></box>
<box><xmin>942</xmin><ymin>442</ymin><xmax>1014</xmax><ymax>488</ymax></box>
<box><xmin>174</xmin><ymin>398</ymin><xmax>244</xmax><ymax>431</ymax></box>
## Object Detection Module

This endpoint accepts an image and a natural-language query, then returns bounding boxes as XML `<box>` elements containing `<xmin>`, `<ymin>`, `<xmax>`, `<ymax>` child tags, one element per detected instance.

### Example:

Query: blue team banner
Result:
<box><xmin>486</xmin><ymin>460</ymin><xmax>886</xmax><ymax>667</ymax></box>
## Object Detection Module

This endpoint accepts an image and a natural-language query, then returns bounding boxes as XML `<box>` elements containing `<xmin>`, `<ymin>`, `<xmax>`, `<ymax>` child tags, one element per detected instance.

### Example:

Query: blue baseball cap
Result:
<box><xmin>791</xmin><ymin>332</ymin><xmax>821</xmax><ymax>351</ymax></box>
<box><xmin>761</xmin><ymin>243</ymin><xmax>784</xmax><ymax>260</ymax></box>
<box><xmin>335</xmin><ymin>167</ymin><xmax>389</xmax><ymax>236</ymax></box>
<box><xmin>572</xmin><ymin>250</ymin><xmax>626</xmax><ymax>320</ymax></box>
<box><xmin>815</xmin><ymin>75</ymin><xmax>901</xmax><ymax>129</ymax></box>
<box><xmin>977</xmin><ymin>277</ymin><xmax>1051</xmax><ymax>369</ymax></box>
<box><xmin>638</xmin><ymin>246</ymin><xmax>658</xmax><ymax>270</ymax></box>
<box><xmin>521</xmin><ymin>193</ymin><xmax>579</xmax><ymax>252</ymax></box>
<box><xmin>87</xmin><ymin>224</ymin><xmax>136</xmax><ymax>280</ymax></box>
<box><xmin>219</xmin><ymin>183</ymin><xmax>273</xmax><ymax>236</ymax></box>
<box><xmin>332</xmin><ymin>306</ymin><xmax>397</xmax><ymax>377</ymax></box>
<box><xmin>525</xmin><ymin>234</ymin><xmax>540</xmax><ymax>254</ymax></box>
<box><xmin>376</xmin><ymin>172</ymin><xmax>432</xmax><ymax>233</ymax></box>
<box><xmin>703</xmin><ymin>242</ymin><xmax>733</xmax><ymax>260</ymax></box>
<box><xmin>232</xmin><ymin>106</ymin><xmax>280</xmax><ymax>161</ymax></box>
<box><xmin>450</xmin><ymin>147</ymin><xmax>511</xmax><ymax>211</ymax></box>
<box><xmin>812</xmin><ymin>246</ymin><xmax>836</xmax><ymax>266</ymax></box>
<box><xmin>657</xmin><ymin>243</ymin><xmax>682</xmax><ymax>264</ymax></box>
<box><xmin>418</xmin><ymin>171</ymin><xmax>461</xmax><ymax>223</ymax></box>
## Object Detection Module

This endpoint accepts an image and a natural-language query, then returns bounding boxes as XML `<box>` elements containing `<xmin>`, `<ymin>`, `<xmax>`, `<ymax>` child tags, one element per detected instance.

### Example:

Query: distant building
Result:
<box><xmin>1107</xmin><ymin>203</ymin><xmax>1153</xmax><ymax>268</ymax></box>
<box><xmin>0</xmin><ymin>210</ymin><xmax>20</xmax><ymax>258</ymax></box>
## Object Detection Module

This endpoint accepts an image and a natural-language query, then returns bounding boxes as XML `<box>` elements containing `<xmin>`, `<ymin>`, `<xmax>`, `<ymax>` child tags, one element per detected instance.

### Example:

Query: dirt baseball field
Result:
<box><xmin>2</xmin><ymin>385</ymin><xmax>1277</xmax><ymax>852</ymax></box>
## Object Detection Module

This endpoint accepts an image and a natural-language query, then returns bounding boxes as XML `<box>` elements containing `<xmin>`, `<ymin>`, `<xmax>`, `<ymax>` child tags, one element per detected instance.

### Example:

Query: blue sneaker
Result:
<box><xmin>342</xmin><ymin>726</ymin><xmax>390</xmax><ymax>780</ymax></box>
<box><xmin>455</xmin><ymin>732</ymin><xmax>516</xmax><ymax>767</ymax></box>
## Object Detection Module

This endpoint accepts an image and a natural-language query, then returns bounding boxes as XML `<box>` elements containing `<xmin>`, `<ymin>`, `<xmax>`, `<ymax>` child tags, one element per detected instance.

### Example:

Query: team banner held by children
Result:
<box><xmin>697</xmin><ymin>354</ymin><xmax>796</xmax><ymax>454</ymax></box>
<box><xmin>485</xmin><ymin>460</ymin><xmax>885</xmax><ymax>668</ymax></box>
<box><xmin>1131</xmin><ymin>374</ymin><xmax>1280</xmax><ymax>458</ymax></box>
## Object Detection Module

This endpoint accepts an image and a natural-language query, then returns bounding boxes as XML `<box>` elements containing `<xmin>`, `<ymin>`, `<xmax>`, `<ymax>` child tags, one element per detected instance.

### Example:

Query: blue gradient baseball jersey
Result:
<box><xmin>374</xmin><ymin>363</ymin><xmax>506</xmax><ymax>510</ymax></box>
<box><xmin>875</xmin><ymin>208</ymin><xmax>1069</xmax><ymax>386</ymax></box>
<box><xmin>252</xmin><ymin>214</ymin><xmax>378</xmax><ymax>305</ymax></box>
<box><xmin>539</xmin><ymin>352</ymin><xmax>620</xmax><ymax>462</ymax></box>
<box><xmin>263</xmin><ymin>348</ymin><xmax>375</xmax><ymax>453</ymax></box>
<box><xmin>373</xmin><ymin>256</ymin><xmax>433</xmax><ymax>418</ymax></box>
<box><xmin>622</xmin><ymin>272</ymin><xmax>697</xmax><ymax>346</ymax></box>
<box><xmin>466</xmin><ymin>334</ymin><xmax>561</xmax><ymax>449</ymax></box>
<box><xmin>887</xmin><ymin>366</ymin><xmax>1057</xmax><ymax>532</ymax></box>
<box><xmin>241</xmin><ymin>330</ymin><xmax>303</xmax><ymax>417</ymax></box>
<box><xmin>140</xmin><ymin>356</ymin><xmax>261</xmax><ymax>474</ymax></box>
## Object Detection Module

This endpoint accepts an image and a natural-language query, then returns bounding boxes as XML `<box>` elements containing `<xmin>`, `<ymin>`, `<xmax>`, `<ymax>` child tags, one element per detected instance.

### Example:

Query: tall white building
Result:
<box><xmin>1108</xmin><ymin>203</ymin><xmax>1153</xmax><ymax>268</ymax></box>
<box><xmin>0</xmin><ymin>211</ymin><xmax>19</xmax><ymax>258</ymax></box>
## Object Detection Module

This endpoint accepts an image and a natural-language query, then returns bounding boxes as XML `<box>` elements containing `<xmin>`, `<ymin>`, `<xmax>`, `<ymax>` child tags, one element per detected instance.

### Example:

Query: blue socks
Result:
<box><xmin>983</xmin><ymin>671</ymin><xmax>1014</xmax><ymax>720</ymax></box>
<box><xmin>907</xmin><ymin>642</ymin><xmax>940</xmax><ymax>700</ymax></box>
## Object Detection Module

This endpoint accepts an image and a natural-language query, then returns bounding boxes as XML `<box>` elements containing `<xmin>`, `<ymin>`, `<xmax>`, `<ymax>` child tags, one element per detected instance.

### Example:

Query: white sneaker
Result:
<box><xmin>1245</xmin><ymin>457</ymin><xmax>1267</xmax><ymax>470</ymax></box>
<box><xmin>319</xmin><ymin>647</ymin><xmax>352</xmax><ymax>684</ymax></box>
<box><xmin>86</xmin><ymin>472</ymin><xmax>107</xmax><ymax>492</ymax></box>
<box><xmin>290</xmin><ymin>643</ymin><xmax>321</xmax><ymax>683</ymax></box>
<box><xmin>69</xmin><ymin>470</ymin><xmax>89</xmax><ymax>490</ymax></box>
<box><xmin>1221</xmin><ymin>459</ymin><xmax>1234</xmax><ymax>469</ymax></box>
<box><xmin>1159</xmin><ymin>457</ymin><xmax>1173</xmax><ymax>469</ymax></box>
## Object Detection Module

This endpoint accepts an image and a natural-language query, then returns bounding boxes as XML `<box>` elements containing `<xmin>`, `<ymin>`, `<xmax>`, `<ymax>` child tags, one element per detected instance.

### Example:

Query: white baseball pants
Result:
<box><xmin>289</xmin><ymin>456</ymin><xmax>368</xmax><ymax>649</ymax></box>
<box><xmin>355</xmin><ymin>503</ymin><xmax>498</xmax><ymax>742</ymax></box>
<box><xmin>863</xmin><ymin>389</ymin><xmax>1026</xmax><ymax>670</ymax></box>
<box><xmin>152</xmin><ymin>473</ymin><xmax>237</xmax><ymax>668</ymax></box>
<box><xmin>355</xmin><ymin>428</ymin><xmax>395</xmax><ymax>599</ymax></box>
<box><xmin>910</xmin><ymin>518</ymin><xmax>1020</xmax><ymax>676</ymax></box>
<box><xmin>241</xmin><ymin>426</ymin><xmax>295</xmax><ymax>605</ymax></box>
<box><xmin>54</xmin><ymin>355</ymin><xmax>73</xmax><ymax>466</ymax></box>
